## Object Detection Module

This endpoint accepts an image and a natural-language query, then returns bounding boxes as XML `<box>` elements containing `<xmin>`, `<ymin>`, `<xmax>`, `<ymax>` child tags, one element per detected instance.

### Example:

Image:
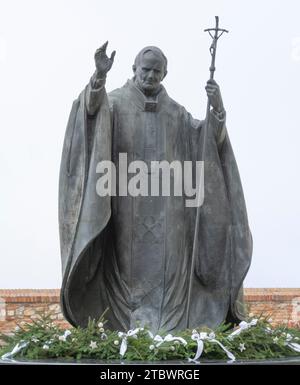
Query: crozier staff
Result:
<box><xmin>186</xmin><ymin>16</ymin><xmax>229</xmax><ymax>328</ymax></box>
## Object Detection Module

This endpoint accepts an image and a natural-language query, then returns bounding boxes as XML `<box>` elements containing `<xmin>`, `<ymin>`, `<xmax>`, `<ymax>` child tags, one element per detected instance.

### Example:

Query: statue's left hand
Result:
<box><xmin>205</xmin><ymin>79</ymin><xmax>224</xmax><ymax>113</ymax></box>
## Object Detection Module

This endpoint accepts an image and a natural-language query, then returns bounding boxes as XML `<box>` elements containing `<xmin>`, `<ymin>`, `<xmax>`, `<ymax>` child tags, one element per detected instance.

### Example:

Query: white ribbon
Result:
<box><xmin>282</xmin><ymin>333</ymin><xmax>300</xmax><ymax>353</ymax></box>
<box><xmin>280</xmin><ymin>332</ymin><xmax>300</xmax><ymax>352</ymax></box>
<box><xmin>63</xmin><ymin>330</ymin><xmax>72</xmax><ymax>338</ymax></box>
<box><xmin>211</xmin><ymin>338</ymin><xmax>236</xmax><ymax>362</ymax></box>
<box><xmin>189</xmin><ymin>332</ymin><xmax>235</xmax><ymax>363</ymax></box>
<box><xmin>227</xmin><ymin>319</ymin><xmax>258</xmax><ymax>340</ymax></box>
<box><xmin>58</xmin><ymin>329</ymin><xmax>72</xmax><ymax>341</ymax></box>
<box><xmin>285</xmin><ymin>342</ymin><xmax>300</xmax><ymax>353</ymax></box>
<box><xmin>153</xmin><ymin>333</ymin><xmax>187</xmax><ymax>347</ymax></box>
<box><xmin>188</xmin><ymin>333</ymin><xmax>205</xmax><ymax>362</ymax></box>
<box><xmin>118</xmin><ymin>328</ymin><xmax>145</xmax><ymax>357</ymax></box>
<box><xmin>118</xmin><ymin>329</ymin><xmax>187</xmax><ymax>357</ymax></box>
<box><xmin>1</xmin><ymin>341</ymin><xmax>28</xmax><ymax>360</ymax></box>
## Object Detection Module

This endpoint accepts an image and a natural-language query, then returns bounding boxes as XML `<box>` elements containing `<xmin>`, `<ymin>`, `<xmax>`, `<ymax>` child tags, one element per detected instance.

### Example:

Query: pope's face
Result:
<box><xmin>134</xmin><ymin>51</ymin><xmax>166</xmax><ymax>95</ymax></box>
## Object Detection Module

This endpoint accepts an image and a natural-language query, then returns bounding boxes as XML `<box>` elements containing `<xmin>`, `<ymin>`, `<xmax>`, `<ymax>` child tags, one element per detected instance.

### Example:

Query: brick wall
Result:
<box><xmin>0</xmin><ymin>290</ymin><xmax>71</xmax><ymax>335</ymax></box>
<box><xmin>244</xmin><ymin>288</ymin><xmax>300</xmax><ymax>328</ymax></box>
<box><xmin>0</xmin><ymin>289</ymin><xmax>299</xmax><ymax>335</ymax></box>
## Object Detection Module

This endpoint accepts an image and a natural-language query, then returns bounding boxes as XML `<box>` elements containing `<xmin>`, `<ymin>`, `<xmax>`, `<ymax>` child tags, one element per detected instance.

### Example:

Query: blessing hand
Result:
<box><xmin>94</xmin><ymin>41</ymin><xmax>116</xmax><ymax>78</ymax></box>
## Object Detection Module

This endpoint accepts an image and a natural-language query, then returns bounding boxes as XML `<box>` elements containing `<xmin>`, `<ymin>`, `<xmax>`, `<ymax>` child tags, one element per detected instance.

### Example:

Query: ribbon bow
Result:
<box><xmin>153</xmin><ymin>333</ymin><xmax>187</xmax><ymax>347</ymax></box>
<box><xmin>118</xmin><ymin>328</ymin><xmax>149</xmax><ymax>357</ymax></box>
<box><xmin>228</xmin><ymin>319</ymin><xmax>258</xmax><ymax>340</ymax></box>
<box><xmin>281</xmin><ymin>333</ymin><xmax>300</xmax><ymax>353</ymax></box>
<box><xmin>189</xmin><ymin>331</ymin><xmax>235</xmax><ymax>363</ymax></box>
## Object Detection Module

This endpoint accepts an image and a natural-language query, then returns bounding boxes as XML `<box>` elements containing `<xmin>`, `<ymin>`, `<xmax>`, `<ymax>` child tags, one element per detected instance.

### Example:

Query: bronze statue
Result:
<box><xmin>59</xmin><ymin>35</ymin><xmax>252</xmax><ymax>333</ymax></box>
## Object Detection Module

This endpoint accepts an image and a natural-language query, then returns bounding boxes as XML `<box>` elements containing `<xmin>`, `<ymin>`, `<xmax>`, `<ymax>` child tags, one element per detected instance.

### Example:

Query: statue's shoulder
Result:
<box><xmin>105</xmin><ymin>87</ymin><xmax>121</xmax><ymax>113</ymax></box>
<box><xmin>161</xmin><ymin>91</ymin><xmax>186</xmax><ymax>117</ymax></box>
<box><xmin>108</xmin><ymin>87</ymin><xmax>123</xmax><ymax>99</ymax></box>
<box><xmin>167</xmin><ymin>95</ymin><xmax>184</xmax><ymax>110</ymax></box>
<box><xmin>107</xmin><ymin>85</ymin><xmax>128</xmax><ymax>107</ymax></box>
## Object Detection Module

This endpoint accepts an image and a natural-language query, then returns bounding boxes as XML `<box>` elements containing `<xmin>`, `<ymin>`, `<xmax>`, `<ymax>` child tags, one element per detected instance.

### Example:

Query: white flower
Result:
<box><xmin>149</xmin><ymin>345</ymin><xmax>155</xmax><ymax>351</ymax></box>
<box><xmin>64</xmin><ymin>330</ymin><xmax>72</xmax><ymax>337</ymax></box>
<box><xmin>170</xmin><ymin>346</ymin><xmax>175</xmax><ymax>351</ymax></box>
<box><xmin>99</xmin><ymin>327</ymin><xmax>105</xmax><ymax>333</ymax></box>
<box><xmin>273</xmin><ymin>337</ymin><xmax>279</xmax><ymax>343</ymax></box>
<box><xmin>58</xmin><ymin>335</ymin><xmax>67</xmax><ymax>342</ymax></box>
<box><xmin>114</xmin><ymin>340</ymin><xmax>119</xmax><ymax>346</ymax></box>
<box><xmin>268</xmin><ymin>318</ymin><xmax>273</xmax><ymax>323</ymax></box>
<box><xmin>31</xmin><ymin>337</ymin><xmax>39</xmax><ymax>343</ymax></box>
<box><xmin>42</xmin><ymin>344</ymin><xmax>49</xmax><ymax>350</ymax></box>
<box><xmin>238</xmin><ymin>343</ymin><xmax>246</xmax><ymax>352</ymax></box>
<box><xmin>89</xmin><ymin>341</ymin><xmax>98</xmax><ymax>349</ymax></box>
<box><xmin>192</xmin><ymin>329</ymin><xmax>198</xmax><ymax>334</ymax></box>
<box><xmin>98</xmin><ymin>322</ymin><xmax>104</xmax><ymax>328</ymax></box>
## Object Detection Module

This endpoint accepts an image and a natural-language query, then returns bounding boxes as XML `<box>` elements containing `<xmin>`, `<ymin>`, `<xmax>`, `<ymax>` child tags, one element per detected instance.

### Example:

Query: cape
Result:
<box><xmin>59</xmin><ymin>80</ymin><xmax>253</xmax><ymax>332</ymax></box>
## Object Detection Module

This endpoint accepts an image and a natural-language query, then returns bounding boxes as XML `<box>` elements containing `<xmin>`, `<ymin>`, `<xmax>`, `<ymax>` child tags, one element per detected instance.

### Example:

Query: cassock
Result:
<box><xmin>59</xmin><ymin>75</ymin><xmax>252</xmax><ymax>333</ymax></box>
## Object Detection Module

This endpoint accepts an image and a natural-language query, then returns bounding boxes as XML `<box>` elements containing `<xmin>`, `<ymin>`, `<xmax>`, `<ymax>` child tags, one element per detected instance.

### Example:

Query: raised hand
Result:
<box><xmin>94</xmin><ymin>41</ymin><xmax>116</xmax><ymax>78</ymax></box>
<box><xmin>205</xmin><ymin>79</ymin><xmax>224</xmax><ymax>113</ymax></box>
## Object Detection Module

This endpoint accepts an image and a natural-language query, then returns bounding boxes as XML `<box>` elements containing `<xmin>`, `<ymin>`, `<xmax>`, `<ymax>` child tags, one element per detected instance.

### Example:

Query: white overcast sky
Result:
<box><xmin>0</xmin><ymin>0</ymin><xmax>299</xmax><ymax>288</ymax></box>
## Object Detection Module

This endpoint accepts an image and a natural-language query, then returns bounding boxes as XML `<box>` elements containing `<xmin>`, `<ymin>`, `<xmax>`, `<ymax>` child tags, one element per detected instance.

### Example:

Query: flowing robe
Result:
<box><xmin>59</xmin><ymin>76</ymin><xmax>252</xmax><ymax>333</ymax></box>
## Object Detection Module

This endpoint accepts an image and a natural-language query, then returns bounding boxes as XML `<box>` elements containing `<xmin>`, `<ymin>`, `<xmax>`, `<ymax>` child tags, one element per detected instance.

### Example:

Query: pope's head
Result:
<box><xmin>133</xmin><ymin>46</ymin><xmax>168</xmax><ymax>96</ymax></box>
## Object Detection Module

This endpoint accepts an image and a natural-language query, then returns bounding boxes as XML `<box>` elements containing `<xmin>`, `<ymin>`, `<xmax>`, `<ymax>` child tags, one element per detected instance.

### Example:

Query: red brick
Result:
<box><xmin>0</xmin><ymin>289</ymin><xmax>300</xmax><ymax>334</ymax></box>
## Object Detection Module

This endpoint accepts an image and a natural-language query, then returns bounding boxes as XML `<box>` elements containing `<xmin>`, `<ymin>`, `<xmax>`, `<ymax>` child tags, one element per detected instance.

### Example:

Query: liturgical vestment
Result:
<box><xmin>59</xmin><ymin>76</ymin><xmax>252</xmax><ymax>333</ymax></box>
